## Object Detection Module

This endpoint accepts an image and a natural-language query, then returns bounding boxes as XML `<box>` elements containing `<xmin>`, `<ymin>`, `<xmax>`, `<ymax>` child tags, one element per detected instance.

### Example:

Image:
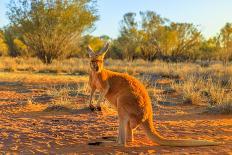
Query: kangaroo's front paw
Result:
<box><xmin>89</xmin><ymin>104</ymin><xmax>96</xmax><ymax>111</ymax></box>
<box><xmin>96</xmin><ymin>106</ymin><xmax>102</xmax><ymax>111</ymax></box>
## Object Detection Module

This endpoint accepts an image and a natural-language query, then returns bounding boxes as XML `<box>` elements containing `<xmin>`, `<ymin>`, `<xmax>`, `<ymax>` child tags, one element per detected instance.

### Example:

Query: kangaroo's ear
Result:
<box><xmin>87</xmin><ymin>45</ymin><xmax>95</xmax><ymax>57</ymax></box>
<box><xmin>97</xmin><ymin>41</ymin><xmax>110</xmax><ymax>56</ymax></box>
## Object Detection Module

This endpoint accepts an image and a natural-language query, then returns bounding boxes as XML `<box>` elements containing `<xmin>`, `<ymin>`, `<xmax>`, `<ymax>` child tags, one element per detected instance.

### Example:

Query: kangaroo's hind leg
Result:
<box><xmin>126</xmin><ymin>121</ymin><xmax>133</xmax><ymax>142</ymax></box>
<box><xmin>117</xmin><ymin>105</ymin><xmax>129</xmax><ymax>146</ymax></box>
<box><xmin>127</xmin><ymin>116</ymin><xmax>140</xmax><ymax>142</ymax></box>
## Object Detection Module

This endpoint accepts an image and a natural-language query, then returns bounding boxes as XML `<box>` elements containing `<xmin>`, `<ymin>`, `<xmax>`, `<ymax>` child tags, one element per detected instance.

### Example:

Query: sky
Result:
<box><xmin>0</xmin><ymin>0</ymin><xmax>232</xmax><ymax>39</ymax></box>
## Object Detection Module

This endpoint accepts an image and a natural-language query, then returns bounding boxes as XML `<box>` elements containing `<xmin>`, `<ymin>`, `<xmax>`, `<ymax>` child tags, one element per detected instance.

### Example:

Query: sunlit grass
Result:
<box><xmin>0</xmin><ymin>56</ymin><xmax>231</xmax><ymax>114</ymax></box>
<box><xmin>45</xmin><ymin>83</ymin><xmax>89</xmax><ymax>111</ymax></box>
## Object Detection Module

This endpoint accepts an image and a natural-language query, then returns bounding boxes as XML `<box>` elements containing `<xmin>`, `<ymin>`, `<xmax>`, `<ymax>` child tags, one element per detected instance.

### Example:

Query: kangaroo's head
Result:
<box><xmin>87</xmin><ymin>42</ymin><xmax>110</xmax><ymax>72</ymax></box>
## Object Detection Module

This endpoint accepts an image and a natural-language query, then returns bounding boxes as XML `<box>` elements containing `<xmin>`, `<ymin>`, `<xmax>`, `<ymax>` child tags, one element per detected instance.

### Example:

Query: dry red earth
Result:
<box><xmin>0</xmin><ymin>73</ymin><xmax>231</xmax><ymax>154</ymax></box>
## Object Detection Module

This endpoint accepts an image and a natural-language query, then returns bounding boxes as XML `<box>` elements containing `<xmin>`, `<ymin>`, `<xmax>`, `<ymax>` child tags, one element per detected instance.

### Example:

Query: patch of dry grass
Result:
<box><xmin>44</xmin><ymin>82</ymin><xmax>90</xmax><ymax>112</ymax></box>
<box><xmin>44</xmin><ymin>82</ymin><xmax>115</xmax><ymax>114</ymax></box>
<box><xmin>0</xmin><ymin>57</ymin><xmax>231</xmax><ymax>114</ymax></box>
<box><xmin>0</xmin><ymin>57</ymin><xmax>89</xmax><ymax>75</ymax></box>
<box><xmin>0</xmin><ymin>72</ymin><xmax>88</xmax><ymax>85</ymax></box>
<box><xmin>171</xmin><ymin>66</ymin><xmax>232</xmax><ymax>114</ymax></box>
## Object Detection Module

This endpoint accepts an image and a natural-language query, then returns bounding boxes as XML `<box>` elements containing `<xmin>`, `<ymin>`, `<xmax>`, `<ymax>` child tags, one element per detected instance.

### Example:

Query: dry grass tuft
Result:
<box><xmin>0</xmin><ymin>57</ymin><xmax>89</xmax><ymax>75</ymax></box>
<box><xmin>45</xmin><ymin>84</ymin><xmax>88</xmax><ymax>112</ymax></box>
<box><xmin>206</xmin><ymin>101</ymin><xmax>232</xmax><ymax>114</ymax></box>
<box><xmin>171</xmin><ymin>64</ymin><xmax>232</xmax><ymax>114</ymax></box>
<box><xmin>22</xmin><ymin>99</ymin><xmax>47</xmax><ymax>113</ymax></box>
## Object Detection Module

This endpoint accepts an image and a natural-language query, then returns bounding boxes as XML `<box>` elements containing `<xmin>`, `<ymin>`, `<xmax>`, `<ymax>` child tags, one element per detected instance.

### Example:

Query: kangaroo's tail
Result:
<box><xmin>142</xmin><ymin>117</ymin><xmax>220</xmax><ymax>147</ymax></box>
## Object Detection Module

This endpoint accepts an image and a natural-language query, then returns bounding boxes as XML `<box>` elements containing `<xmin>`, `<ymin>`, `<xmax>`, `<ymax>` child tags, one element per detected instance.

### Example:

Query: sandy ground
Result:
<box><xmin>0</xmin><ymin>72</ymin><xmax>231</xmax><ymax>154</ymax></box>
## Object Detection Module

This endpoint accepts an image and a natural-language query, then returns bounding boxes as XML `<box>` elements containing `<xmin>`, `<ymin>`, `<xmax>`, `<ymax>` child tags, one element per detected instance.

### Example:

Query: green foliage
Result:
<box><xmin>3</xmin><ymin>4</ymin><xmax>232</xmax><ymax>63</ymax></box>
<box><xmin>167</xmin><ymin>23</ymin><xmax>202</xmax><ymax>61</ymax></box>
<box><xmin>219</xmin><ymin>23</ymin><xmax>232</xmax><ymax>63</ymax></box>
<box><xmin>3</xmin><ymin>26</ymin><xmax>18</xmax><ymax>57</ymax></box>
<box><xmin>115</xmin><ymin>11</ymin><xmax>202</xmax><ymax>61</ymax></box>
<box><xmin>13</xmin><ymin>38</ymin><xmax>29</xmax><ymax>57</ymax></box>
<box><xmin>118</xmin><ymin>11</ymin><xmax>201</xmax><ymax>60</ymax></box>
<box><xmin>139</xmin><ymin>11</ymin><xmax>168</xmax><ymax>60</ymax></box>
<box><xmin>2</xmin><ymin>26</ymin><xmax>32</xmax><ymax>57</ymax></box>
<box><xmin>77</xmin><ymin>35</ymin><xmax>105</xmax><ymax>57</ymax></box>
<box><xmin>7</xmin><ymin>0</ymin><xmax>98</xmax><ymax>63</ymax></box>
<box><xmin>116</xmin><ymin>13</ymin><xmax>141</xmax><ymax>60</ymax></box>
<box><xmin>199</xmin><ymin>37</ymin><xmax>220</xmax><ymax>60</ymax></box>
<box><xmin>111</xmin><ymin>11</ymin><xmax>232</xmax><ymax>62</ymax></box>
<box><xmin>0</xmin><ymin>31</ymin><xmax>9</xmax><ymax>56</ymax></box>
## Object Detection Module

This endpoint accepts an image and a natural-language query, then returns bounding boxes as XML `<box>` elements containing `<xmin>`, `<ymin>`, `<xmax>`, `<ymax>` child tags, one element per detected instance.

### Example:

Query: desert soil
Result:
<box><xmin>0</xmin><ymin>72</ymin><xmax>231</xmax><ymax>154</ymax></box>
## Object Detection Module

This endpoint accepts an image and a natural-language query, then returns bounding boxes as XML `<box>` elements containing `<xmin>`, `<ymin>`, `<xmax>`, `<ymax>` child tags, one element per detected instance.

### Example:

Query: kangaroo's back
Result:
<box><xmin>100</xmin><ymin>69</ymin><xmax>153</xmax><ymax>121</ymax></box>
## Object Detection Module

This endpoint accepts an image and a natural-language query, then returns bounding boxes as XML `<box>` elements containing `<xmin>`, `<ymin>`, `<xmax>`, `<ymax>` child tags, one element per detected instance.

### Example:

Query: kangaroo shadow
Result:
<box><xmin>43</xmin><ymin>106</ymin><xmax>93</xmax><ymax>115</ymax></box>
<box><xmin>14</xmin><ymin>106</ymin><xmax>94</xmax><ymax>119</ymax></box>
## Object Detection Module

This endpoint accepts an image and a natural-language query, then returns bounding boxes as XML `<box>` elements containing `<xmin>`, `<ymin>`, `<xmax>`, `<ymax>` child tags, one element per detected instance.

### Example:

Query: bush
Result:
<box><xmin>7</xmin><ymin>0</ymin><xmax>98</xmax><ymax>63</ymax></box>
<box><xmin>0</xmin><ymin>31</ymin><xmax>9</xmax><ymax>56</ymax></box>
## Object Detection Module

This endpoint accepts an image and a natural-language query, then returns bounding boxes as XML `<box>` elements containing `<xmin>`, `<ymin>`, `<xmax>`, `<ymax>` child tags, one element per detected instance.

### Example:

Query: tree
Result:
<box><xmin>117</xmin><ymin>11</ymin><xmax>201</xmax><ymax>61</ymax></box>
<box><xmin>3</xmin><ymin>25</ymin><xmax>31</xmax><ymax>57</ymax></box>
<box><xmin>7</xmin><ymin>0</ymin><xmax>98</xmax><ymax>63</ymax></box>
<box><xmin>3</xmin><ymin>26</ymin><xmax>18</xmax><ymax>57</ymax></box>
<box><xmin>0</xmin><ymin>30</ymin><xmax>9</xmax><ymax>56</ymax></box>
<box><xmin>109</xmin><ymin>40</ymin><xmax>124</xmax><ymax>59</ymax></box>
<box><xmin>139</xmin><ymin>11</ymin><xmax>167</xmax><ymax>61</ymax></box>
<box><xmin>219</xmin><ymin>23</ymin><xmax>232</xmax><ymax>63</ymax></box>
<box><xmin>13</xmin><ymin>38</ymin><xmax>29</xmax><ymax>57</ymax></box>
<box><xmin>199</xmin><ymin>37</ymin><xmax>220</xmax><ymax>61</ymax></box>
<box><xmin>166</xmin><ymin>22</ymin><xmax>202</xmax><ymax>61</ymax></box>
<box><xmin>79</xmin><ymin>35</ymin><xmax>105</xmax><ymax>57</ymax></box>
<box><xmin>117</xmin><ymin>12</ymin><xmax>141</xmax><ymax>60</ymax></box>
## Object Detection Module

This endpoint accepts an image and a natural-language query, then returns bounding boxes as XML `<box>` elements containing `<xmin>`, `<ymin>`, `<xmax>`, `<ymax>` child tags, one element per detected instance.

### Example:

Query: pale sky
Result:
<box><xmin>1</xmin><ymin>0</ymin><xmax>232</xmax><ymax>38</ymax></box>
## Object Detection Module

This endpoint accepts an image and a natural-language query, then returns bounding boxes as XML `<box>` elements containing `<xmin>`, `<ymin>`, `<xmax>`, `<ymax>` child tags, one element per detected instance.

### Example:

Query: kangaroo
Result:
<box><xmin>87</xmin><ymin>42</ymin><xmax>220</xmax><ymax>146</ymax></box>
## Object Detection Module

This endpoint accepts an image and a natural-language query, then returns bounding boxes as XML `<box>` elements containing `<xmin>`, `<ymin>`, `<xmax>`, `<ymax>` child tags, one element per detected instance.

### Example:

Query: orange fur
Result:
<box><xmin>87</xmin><ymin>43</ymin><xmax>221</xmax><ymax>146</ymax></box>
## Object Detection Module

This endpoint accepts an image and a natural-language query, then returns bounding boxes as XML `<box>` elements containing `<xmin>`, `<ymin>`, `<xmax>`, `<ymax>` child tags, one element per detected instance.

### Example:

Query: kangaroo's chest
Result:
<box><xmin>95</xmin><ymin>78</ymin><xmax>103</xmax><ymax>90</ymax></box>
<box><xmin>90</xmin><ymin>74</ymin><xmax>105</xmax><ymax>91</ymax></box>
